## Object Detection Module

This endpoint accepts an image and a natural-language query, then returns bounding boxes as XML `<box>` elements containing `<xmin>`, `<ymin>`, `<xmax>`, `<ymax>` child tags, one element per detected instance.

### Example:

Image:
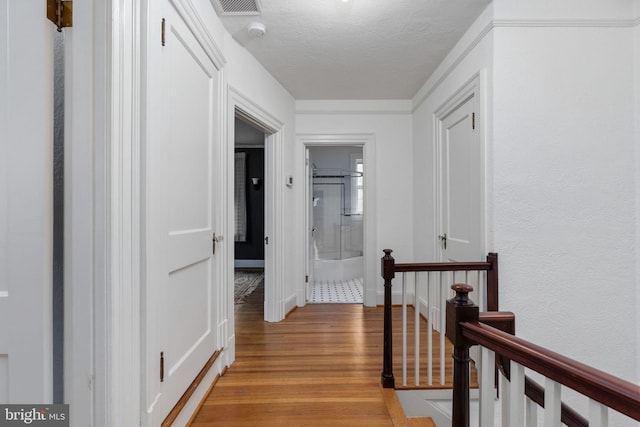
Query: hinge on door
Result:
<box><xmin>472</xmin><ymin>112</ymin><xmax>476</xmax><ymax>130</ymax></box>
<box><xmin>305</xmin><ymin>275</ymin><xmax>309</xmax><ymax>283</ymax></box>
<box><xmin>47</xmin><ymin>0</ymin><xmax>73</xmax><ymax>32</ymax></box>
<box><xmin>160</xmin><ymin>352</ymin><xmax>165</xmax><ymax>382</ymax></box>
<box><xmin>161</xmin><ymin>18</ymin><xmax>166</xmax><ymax>46</ymax></box>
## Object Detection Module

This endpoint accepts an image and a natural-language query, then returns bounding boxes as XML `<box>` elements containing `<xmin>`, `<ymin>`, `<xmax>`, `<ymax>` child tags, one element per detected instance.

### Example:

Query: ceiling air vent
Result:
<box><xmin>213</xmin><ymin>0</ymin><xmax>262</xmax><ymax>16</ymax></box>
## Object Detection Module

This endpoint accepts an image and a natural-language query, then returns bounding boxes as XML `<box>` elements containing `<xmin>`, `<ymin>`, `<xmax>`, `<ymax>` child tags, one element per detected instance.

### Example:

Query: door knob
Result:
<box><xmin>438</xmin><ymin>233</ymin><xmax>447</xmax><ymax>250</ymax></box>
<box><xmin>212</xmin><ymin>232</ymin><xmax>219</xmax><ymax>255</ymax></box>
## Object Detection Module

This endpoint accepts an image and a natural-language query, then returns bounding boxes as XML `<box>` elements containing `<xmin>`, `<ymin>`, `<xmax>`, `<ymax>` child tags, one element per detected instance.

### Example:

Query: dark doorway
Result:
<box><xmin>234</xmin><ymin>117</ymin><xmax>265</xmax><ymax>269</ymax></box>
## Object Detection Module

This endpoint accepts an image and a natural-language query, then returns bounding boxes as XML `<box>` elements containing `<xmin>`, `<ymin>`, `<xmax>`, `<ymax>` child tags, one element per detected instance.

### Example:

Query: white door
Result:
<box><xmin>305</xmin><ymin>148</ymin><xmax>314</xmax><ymax>300</ymax></box>
<box><xmin>0</xmin><ymin>2</ymin><xmax>53</xmax><ymax>403</ymax></box>
<box><xmin>439</xmin><ymin>95</ymin><xmax>482</xmax><ymax>262</ymax></box>
<box><xmin>145</xmin><ymin>2</ymin><xmax>222</xmax><ymax>423</ymax></box>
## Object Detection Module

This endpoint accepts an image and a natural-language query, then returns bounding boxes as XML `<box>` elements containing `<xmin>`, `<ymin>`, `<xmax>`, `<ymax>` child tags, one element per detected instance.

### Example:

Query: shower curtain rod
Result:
<box><xmin>312</xmin><ymin>168</ymin><xmax>362</xmax><ymax>178</ymax></box>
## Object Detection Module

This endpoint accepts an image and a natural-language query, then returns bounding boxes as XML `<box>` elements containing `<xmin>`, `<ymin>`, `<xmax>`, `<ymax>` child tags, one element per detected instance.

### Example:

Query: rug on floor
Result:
<box><xmin>234</xmin><ymin>270</ymin><xmax>264</xmax><ymax>304</ymax></box>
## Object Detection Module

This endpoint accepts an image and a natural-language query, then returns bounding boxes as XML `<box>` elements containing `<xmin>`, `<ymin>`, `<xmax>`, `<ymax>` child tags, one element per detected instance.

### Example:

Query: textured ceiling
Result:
<box><xmin>217</xmin><ymin>0</ymin><xmax>491</xmax><ymax>99</ymax></box>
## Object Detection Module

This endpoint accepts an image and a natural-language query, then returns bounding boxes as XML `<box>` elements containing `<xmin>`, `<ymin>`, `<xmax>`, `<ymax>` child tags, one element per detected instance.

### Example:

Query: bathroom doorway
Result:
<box><xmin>306</xmin><ymin>146</ymin><xmax>364</xmax><ymax>304</ymax></box>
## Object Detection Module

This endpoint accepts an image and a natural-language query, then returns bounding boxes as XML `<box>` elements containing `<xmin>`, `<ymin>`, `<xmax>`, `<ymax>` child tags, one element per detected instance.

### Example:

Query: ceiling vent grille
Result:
<box><xmin>213</xmin><ymin>0</ymin><xmax>262</xmax><ymax>16</ymax></box>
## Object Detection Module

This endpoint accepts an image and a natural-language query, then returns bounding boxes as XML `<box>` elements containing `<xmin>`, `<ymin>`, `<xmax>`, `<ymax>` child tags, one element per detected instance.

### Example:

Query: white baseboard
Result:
<box><xmin>173</xmin><ymin>349</ymin><xmax>229</xmax><ymax>426</ymax></box>
<box><xmin>285</xmin><ymin>294</ymin><xmax>297</xmax><ymax>315</ymax></box>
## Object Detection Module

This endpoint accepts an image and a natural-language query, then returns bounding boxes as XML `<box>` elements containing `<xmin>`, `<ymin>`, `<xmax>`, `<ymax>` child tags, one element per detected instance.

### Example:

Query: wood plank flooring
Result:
<box><xmin>189</xmin><ymin>284</ymin><xmax>446</xmax><ymax>426</ymax></box>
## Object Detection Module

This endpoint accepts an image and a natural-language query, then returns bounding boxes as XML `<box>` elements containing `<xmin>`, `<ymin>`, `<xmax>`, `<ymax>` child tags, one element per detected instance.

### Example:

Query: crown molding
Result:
<box><xmin>171</xmin><ymin>0</ymin><xmax>226</xmax><ymax>69</ymax></box>
<box><xmin>412</xmin><ymin>20</ymin><xmax>493</xmax><ymax>113</ymax></box>
<box><xmin>295</xmin><ymin>100</ymin><xmax>412</xmax><ymax>116</ymax></box>
<box><xmin>412</xmin><ymin>16</ymin><xmax>638</xmax><ymax>112</ymax></box>
<box><xmin>493</xmin><ymin>19</ymin><xmax>638</xmax><ymax>28</ymax></box>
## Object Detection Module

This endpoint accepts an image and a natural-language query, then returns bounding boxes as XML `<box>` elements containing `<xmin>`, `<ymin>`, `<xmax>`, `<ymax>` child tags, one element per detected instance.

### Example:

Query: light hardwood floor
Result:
<box><xmin>189</xmin><ymin>284</ymin><xmax>440</xmax><ymax>426</ymax></box>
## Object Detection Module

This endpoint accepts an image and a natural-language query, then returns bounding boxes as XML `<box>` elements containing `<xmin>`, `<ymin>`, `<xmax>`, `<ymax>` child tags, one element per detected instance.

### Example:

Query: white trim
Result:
<box><xmin>296</xmin><ymin>100</ymin><xmax>412</xmax><ymax>116</ymax></box>
<box><xmin>170</xmin><ymin>0</ymin><xmax>226</xmax><ymax>69</ymax></box>
<box><xmin>412</xmin><ymin>21</ymin><xmax>492</xmax><ymax>113</ymax></box>
<box><xmin>296</xmin><ymin>110</ymin><xmax>411</xmax><ymax>116</ymax></box>
<box><xmin>493</xmin><ymin>19</ymin><xmax>638</xmax><ymax>28</ymax></box>
<box><xmin>64</xmin><ymin>0</ymin><xmax>110</xmax><ymax>425</ymax></box>
<box><xmin>109</xmin><ymin>0</ymin><xmax>142</xmax><ymax>425</ymax></box>
<box><xmin>412</xmin><ymin>16</ymin><xmax>639</xmax><ymax>113</ymax></box>
<box><xmin>227</xmin><ymin>86</ymin><xmax>286</xmax><ymax>323</ymax></box>
<box><xmin>296</xmin><ymin>134</ymin><xmax>378</xmax><ymax>307</ymax></box>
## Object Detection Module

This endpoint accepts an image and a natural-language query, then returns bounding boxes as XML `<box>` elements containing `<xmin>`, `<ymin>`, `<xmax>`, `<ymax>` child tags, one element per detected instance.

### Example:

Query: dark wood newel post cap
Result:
<box><xmin>446</xmin><ymin>284</ymin><xmax>479</xmax><ymax>346</ymax></box>
<box><xmin>451</xmin><ymin>284</ymin><xmax>474</xmax><ymax>305</ymax></box>
<box><xmin>382</xmin><ymin>249</ymin><xmax>395</xmax><ymax>281</ymax></box>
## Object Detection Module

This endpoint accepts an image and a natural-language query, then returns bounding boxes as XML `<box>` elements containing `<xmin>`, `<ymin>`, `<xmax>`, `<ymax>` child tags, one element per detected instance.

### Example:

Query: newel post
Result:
<box><xmin>486</xmin><ymin>252</ymin><xmax>499</xmax><ymax>311</ymax></box>
<box><xmin>446</xmin><ymin>284</ymin><xmax>479</xmax><ymax>427</ymax></box>
<box><xmin>381</xmin><ymin>249</ymin><xmax>395</xmax><ymax>388</ymax></box>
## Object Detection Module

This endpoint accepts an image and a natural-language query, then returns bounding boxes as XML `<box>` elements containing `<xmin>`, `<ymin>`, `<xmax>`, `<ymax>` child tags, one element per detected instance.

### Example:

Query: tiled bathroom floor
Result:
<box><xmin>308</xmin><ymin>277</ymin><xmax>363</xmax><ymax>304</ymax></box>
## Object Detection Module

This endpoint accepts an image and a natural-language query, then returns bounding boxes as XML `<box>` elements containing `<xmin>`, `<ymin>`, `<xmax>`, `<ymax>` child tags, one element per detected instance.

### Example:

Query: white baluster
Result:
<box><xmin>427</xmin><ymin>272</ymin><xmax>433</xmax><ymax>386</ymax></box>
<box><xmin>589</xmin><ymin>399</ymin><xmax>608</xmax><ymax>427</ymax></box>
<box><xmin>401</xmin><ymin>272</ymin><xmax>407</xmax><ymax>386</ymax></box>
<box><xmin>509</xmin><ymin>361</ymin><xmax>525</xmax><ymax>425</ymax></box>
<box><xmin>478</xmin><ymin>271</ymin><xmax>483</xmax><ymax>310</ymax></box>
<box><xmin>544</xmin><ymin>378</ymin><xmax>561</xmax><ymax>427</ymax></box>
<box><xmin>439</xmin><ymin>271</ymin><xmax>446</xmax><ymax>385</ymax></box>
<box><xmin>501</xmin><ymin>374</ymin><xmax>511</xmax><ymax>427</ymax></box>
<box><xmin>479</xmin><ymin>347</ymin><xmax>495</xmax><ymax>427</ymax></box>
<box><xmin>414</xmin><ymin>272</ymin><xmax>420</xmax><ymax>385</ymax></box>
<box><xmin>525</xmin><ymin>397</ymin><xmax>538</xmax><ymax>427</ymax></box>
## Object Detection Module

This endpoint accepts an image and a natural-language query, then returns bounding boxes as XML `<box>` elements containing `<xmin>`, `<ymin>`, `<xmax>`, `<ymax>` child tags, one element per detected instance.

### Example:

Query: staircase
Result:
<box><xmin>380</xmin><ymin>250</ymin><xmax>640</xmax><ymax>426</ymax></box>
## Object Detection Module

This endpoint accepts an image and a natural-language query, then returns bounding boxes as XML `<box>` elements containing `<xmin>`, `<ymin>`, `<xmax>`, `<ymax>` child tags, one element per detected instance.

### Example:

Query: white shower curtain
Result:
<box><xmin>234</xmin><ymin>152</ymin><xmax>247</xmax><ymax>242</ymax></box>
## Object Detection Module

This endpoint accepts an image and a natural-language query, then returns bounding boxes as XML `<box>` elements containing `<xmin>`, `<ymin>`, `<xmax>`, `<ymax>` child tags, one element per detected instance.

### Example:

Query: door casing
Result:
<box><xmin>434</xmin><ymin>73</ymin><xmax>486</xmax><ymax>264</ymax></box>
<box><xmin>228</xmin><ymin>88</ymin><xmax>286</xmax><ymax>323</ymax></box>
<box><xmin>298</xmin><ymin>134</ymin><xmax>377</xmax><ymax>307</ymax></box>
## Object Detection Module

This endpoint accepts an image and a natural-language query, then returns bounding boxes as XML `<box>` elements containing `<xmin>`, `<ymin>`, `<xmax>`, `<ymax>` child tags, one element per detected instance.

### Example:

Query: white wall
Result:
<box><xmin>412</xmin><ymin>4</ymin><xmax>494</xmax><ymax>263</ymax></box>
<box><xmin>295</xmin><ymin>100</ymin><xmax>413</xmax><ymax>304</ymax></box>
<box><xmin>634</xmin><ymin>0</ymin><xmax>640</xmax><ymax>386</ymax></box>
<box><xmin>492</xmin><ymin>8</ymin><xmax>637</xmax><ymax>382</ymax></box>
<box><xmin>223</xmin><ymin>34</ymin><xmax>297</xmax><ymax>318</ymax></box>
<box><xmin>412</xmin><ymin>2</ymin><xmax>639</xmax><ymax>421</ymax></box>
<box><xmin>309</xmin><ymin>146</ymin><xmax>361</xmax><ymax>171</ymax></box>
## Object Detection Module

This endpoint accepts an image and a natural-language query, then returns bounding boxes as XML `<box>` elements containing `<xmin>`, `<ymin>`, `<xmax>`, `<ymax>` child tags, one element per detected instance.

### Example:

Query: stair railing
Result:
<box><xmin>380</xmin><ymin>249</ymin><xmax>498</xmax><ymax>388</ymax></box>
<box><xmin>447</xmin><ymin>284</ymin><xmax>640</xmax><ymax>427</ymax></box>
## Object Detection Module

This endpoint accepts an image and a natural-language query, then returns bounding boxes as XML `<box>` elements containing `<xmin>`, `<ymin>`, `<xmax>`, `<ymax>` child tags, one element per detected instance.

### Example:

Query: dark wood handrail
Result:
<box><xmin>460</xmin><ymin>320</ymin><xmax>640</xmax><ymax>422</ymax></box>
<box><xmin>390</xmin><ymin>252</ymin><xmax>499</xmax><ymax>311</ymax></box>
<box><xmin>380</xmin><ymin>250</ymin><xmax>499</xmax><ymax>389</ymax></box>
<box><xmin>393</xmin><ymin>261</ymin><xmax>492</xmax><ymax>272</ymax></box>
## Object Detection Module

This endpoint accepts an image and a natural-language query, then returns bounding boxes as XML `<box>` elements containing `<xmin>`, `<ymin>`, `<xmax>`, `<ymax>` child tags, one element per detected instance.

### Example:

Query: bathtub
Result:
<box><xmin>313</xmin><ymin>253</ymin><xmax>363</xmax><ymax>282</ymax></box>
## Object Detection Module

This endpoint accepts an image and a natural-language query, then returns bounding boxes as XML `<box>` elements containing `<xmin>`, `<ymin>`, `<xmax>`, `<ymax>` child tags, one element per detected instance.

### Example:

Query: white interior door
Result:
<box><xmin>305</xmin><ymin>148</ymin><xmax>314</xmax><ymax>300</ymax></box>
<box><xmin>0</xmin><ymin>2</ymin><xmax>53</xmax><ymax>403</ymax></box>
<box><xmin>439</xmin><ymin>95</ymin><xmax>482</xmax><ymax>262</ymax></box>
<box><xmin>145</xmin><ymin>1</ymin><xmax>221</xmax><ymax>423</ymax></box>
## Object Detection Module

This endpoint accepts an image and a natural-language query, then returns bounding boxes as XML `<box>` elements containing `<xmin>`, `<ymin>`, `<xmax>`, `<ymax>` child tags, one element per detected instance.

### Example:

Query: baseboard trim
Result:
<box><xmin>185</xmin><ymin>366</ymin><xmax>227</xmax><ymax>426</ymax></box>
<box><xmin>161</xmin><ymin>350</ymin><xmax>221</xmax><ymax>427</ymax></box>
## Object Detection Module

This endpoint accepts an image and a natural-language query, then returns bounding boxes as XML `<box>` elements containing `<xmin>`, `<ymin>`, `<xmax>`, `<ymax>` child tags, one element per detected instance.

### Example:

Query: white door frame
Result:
<box><xmin>297</xmin><ymin>134</ymin><xmax>377</xmax><ymax>307</ymax></box>
<box><xmin>64</xmin><ymin>0</ymin><xmax>112</xmax><ymax>425</ymax></box>
<box><xmin>227</xmin><ymin>87</ymin><xmax>285</xmax><ymax>323</ymax></box>
<box><xmin>434</xmin><ymin>73</ymin><xmax>486</xmax><ymax>263</ymax></box>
